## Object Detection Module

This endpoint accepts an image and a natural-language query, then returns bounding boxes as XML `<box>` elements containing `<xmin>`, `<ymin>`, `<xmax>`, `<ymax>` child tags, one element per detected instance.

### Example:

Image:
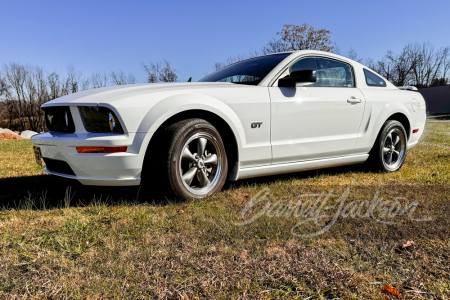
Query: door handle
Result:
<box><xmin>347</xmin><ymin>97</ymin><xmax>362</xmax><ymax>104</ymax></box>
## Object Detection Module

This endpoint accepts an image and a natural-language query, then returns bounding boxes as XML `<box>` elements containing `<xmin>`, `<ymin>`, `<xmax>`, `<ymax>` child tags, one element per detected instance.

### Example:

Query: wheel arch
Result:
<box><xmin>386</xmin><ymin>112</ymin><xmax>411</xmax><ymax>139</ymax></box>
<box><xmin>367</xmin><ymin>100</ymin><xmax>412</xmax><ymax>148</ymax></box>
<box><xmin>367</xmin><ymin>111</ymin><xmax>411</xmax><ymax>156</ymax></box>
<box><xmin>141</xmin><ymin>109</ymin><xmax>240</xmax><ymax>181</ymax></box>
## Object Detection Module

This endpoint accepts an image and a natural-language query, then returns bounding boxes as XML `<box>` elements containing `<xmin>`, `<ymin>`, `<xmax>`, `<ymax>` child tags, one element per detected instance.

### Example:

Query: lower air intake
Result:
<box><xmin>43</xmin><ymin>158</ymin><xmax>76</xmax><ymax>176</ymax></box>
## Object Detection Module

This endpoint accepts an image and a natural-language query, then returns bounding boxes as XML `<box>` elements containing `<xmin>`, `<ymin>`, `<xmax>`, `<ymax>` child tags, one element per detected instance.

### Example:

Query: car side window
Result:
<box><xmin>289</xmin><ymin>57</ymin><xmax>355</xmax><ymax>88</ymax></box>
<box><xmin>363</xmin><ymin>69</ymin><xmax>387</xmax><ymax>87</ymax></box>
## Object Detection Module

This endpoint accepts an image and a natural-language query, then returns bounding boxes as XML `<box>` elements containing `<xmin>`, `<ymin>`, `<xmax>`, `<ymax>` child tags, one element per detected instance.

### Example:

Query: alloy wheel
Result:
<box><xmin>179</xmin><ymin>132</ymin><xmax>224</xmax><ymax>195</ymax></box>
<box><xmin>382</xmin><ymin>128</ymin><xmax>406</xmax><ymax>171</ymax></box>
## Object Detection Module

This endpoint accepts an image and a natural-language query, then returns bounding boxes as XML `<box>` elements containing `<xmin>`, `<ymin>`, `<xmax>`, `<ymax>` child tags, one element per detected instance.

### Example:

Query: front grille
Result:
<box><xmin>43</xmin><ymin>107</ymin><xmax>75</xmax><ymax>133</ymax></box>
<box><xmin>43</xmin><ymin>157</ymin><xmax>76</xmax><ymax>176</ymax></box>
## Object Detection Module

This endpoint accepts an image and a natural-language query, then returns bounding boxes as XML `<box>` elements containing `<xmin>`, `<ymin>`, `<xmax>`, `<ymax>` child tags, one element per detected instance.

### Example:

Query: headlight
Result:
<box><xmin>43</xmin><ymin>106</ymin><xmax>75</xmax><ymax>133</ymax></box>
<box><xmin>78</xmin><ymin>106</ymin><xmax>124</xmax><ymax>133</ymax></box>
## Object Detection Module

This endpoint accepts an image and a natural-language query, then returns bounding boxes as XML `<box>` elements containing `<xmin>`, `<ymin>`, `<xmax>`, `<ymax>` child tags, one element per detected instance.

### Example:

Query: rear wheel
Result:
<box><xmin>368</xmin><ymin>120</ymin><xmax>407</xmax><ymax>172</ymax></box>
<box><xmin>143</xmin><ymin>118</ymin><xmax>228</xmax><ymax>200</ymax></box>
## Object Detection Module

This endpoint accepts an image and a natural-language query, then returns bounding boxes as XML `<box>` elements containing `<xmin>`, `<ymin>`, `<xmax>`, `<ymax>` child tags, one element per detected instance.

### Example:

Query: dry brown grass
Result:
<box><xmin>0</xmin><ymin>122</ymin><xmax>449</xmax><ymax>299</ymax></box>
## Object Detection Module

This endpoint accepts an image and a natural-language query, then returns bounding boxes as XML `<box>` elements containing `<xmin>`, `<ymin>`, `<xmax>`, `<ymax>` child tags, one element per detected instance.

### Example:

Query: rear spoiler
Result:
<box><xmin>398</xmin><ymin>86</ymin><xmax>418</xmax><ymax>91</ymax></box>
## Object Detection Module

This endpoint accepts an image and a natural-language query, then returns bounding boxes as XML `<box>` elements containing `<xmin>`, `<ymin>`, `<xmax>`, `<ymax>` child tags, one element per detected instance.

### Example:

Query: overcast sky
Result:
<box><xmin>1</xmin><ymin>0</ymin><xmax>449</xmax><ymax>82</ymax></box>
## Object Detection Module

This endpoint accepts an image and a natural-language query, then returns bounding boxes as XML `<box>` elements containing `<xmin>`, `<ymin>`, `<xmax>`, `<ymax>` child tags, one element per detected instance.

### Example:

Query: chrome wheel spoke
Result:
<box><xmin>182</xmin><ymin>147</ymin><xmax>196</xmax><ymax>162</ymax></box>
<box><xmin>182</xmin><ymin>167</ymin><xmax>197</xmax><ymax>186</ymax></box>
<box><xmin>386</xmin><ymin>133</ymin><xmax>392</xmax><ymax>145</ymax></box>
<box><xmin>204</xmin><ymin>154</ymin><xmax>218</xmax><ymax>166</ymax></box>
<box><xmin>383</xmin><ymin>147</ymin><xmax>390</xmax><ymax>154</ymax></box>
<box><xmin>393</xmin><ymin>150</ymin><xmax>400</xmax><ymax>157</ymax></box>
<box><xmin>197</xmin><ymin>138</ymin><xmax>207</xmax><ymax>158</ymax></box>
<box><xmin>393</xmin><ymin>134</ymin><xmax>400</xmax><ymax>146</ymax></box>
<box><xmin>198</xmin><ymin>168</ymin><xmax>210</xmax><ymax>188</ymax></box>
<box><xmin>386</xmin><ymin>152</ymin><xmax>393</xmax><ymax>165</ymax></box>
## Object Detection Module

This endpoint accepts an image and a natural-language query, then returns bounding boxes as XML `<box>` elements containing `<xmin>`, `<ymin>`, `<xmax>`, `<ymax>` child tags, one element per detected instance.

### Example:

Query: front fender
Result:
<box><xmin>133</xmin><ymin>93</ymin><xmax>245</xmax><ymax>158</ymax></box>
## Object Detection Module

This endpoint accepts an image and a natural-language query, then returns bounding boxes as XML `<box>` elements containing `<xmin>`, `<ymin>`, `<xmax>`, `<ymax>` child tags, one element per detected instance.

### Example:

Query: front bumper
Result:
<box><xmin>31</xmin><ymin>132</ymin><xmax>150</xmax><ymax>186</ymax></box>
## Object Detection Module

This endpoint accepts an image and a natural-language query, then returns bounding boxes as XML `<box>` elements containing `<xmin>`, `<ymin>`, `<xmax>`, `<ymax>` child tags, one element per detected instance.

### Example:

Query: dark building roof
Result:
<box><xmin>418</xmin><ymin>86</ymin><xmax>450</xmax><ymax>115</ymax></box>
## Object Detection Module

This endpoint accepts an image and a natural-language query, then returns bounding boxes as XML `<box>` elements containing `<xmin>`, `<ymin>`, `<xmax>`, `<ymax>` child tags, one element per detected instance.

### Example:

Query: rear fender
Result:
<box><xmin>355</xmin><ymin>100</ymin><xmax>412</xmax><ymax>153</ymax></box>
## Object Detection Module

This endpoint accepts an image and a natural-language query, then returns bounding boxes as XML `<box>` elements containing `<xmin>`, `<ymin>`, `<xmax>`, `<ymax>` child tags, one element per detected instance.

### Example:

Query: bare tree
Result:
<box><xmin>376</xmin><ymin>44</ymin><xmax>422</xmax><ymax>86</ymax></box>
<box><xmin>0</xmin><ymin>72</ymin><xmax>7</xmax><ymax>97</ymax></box>
<box><xmin>3</xmin><ymin>62</ymin><xmax>28</xmax><ymax>130</ymax></box>
<box><xmin>1</xmin><ymin>63</ymin><xmax>50</xmax><ymax>131</ymax></box>
<box><xmin>64</xmin><ymin>63</ymin><xmax>80</xmax><ymax>94</ymax></box>
<box><xmin>110</xmin><ymin>70</ymin><xmax>137</xmax><ymax>85</ymax></box>
<box><xmin>213</xmin><ymin>62</ymin><xmax>226</xmax><ymax>72</ymax></box>
<box><xmin>262</xmin><ymin>39</ymin><xmax>292</xmax><ymax>55</ymax></box>
<box><xmin>142</xmin><ymin>60</ymin><xmax>178</xmax><ymax>83</ymax></box>
<box><xmin>375</xmin><ymin>43</ymin><xmax>450</xmax><ymax>87</ymax></box>
<box><xmin>90</xmin><ymin>72</ymin><xmax>108</xmax><ymax>89</ymax></box>
<box><xmin>262</xmin><ymin>23</ymin><xmax>334</xmax><ymax>54</ymax></box>
<box><xmin>347</xmin><ymin>48</ymin><xmax>363</xmax><ymax>63</ymax></box>
<box><xmin>410</xmin><ymin>43</ymin><xmax>450</xmax><ymax>88</ymax></box>
<box><xmin>212</xmin><ymin>50</ymin><xmax>262</xmax><ymax>72</ymax></box>
<box><xmin>1</xmin><ymin>62</ymin><xmax>144</xmax><ymax>132</ymax></box>
<box><xmin>0</xmin><ymin>100</ymin><xmax>16</xmax><ymax>129</ymax></box>
<box><xmin>25</xmin><ymin>66</ymin><xmax>48</xmax><ymax>131</ymax></box>
<box><xmin>47</xmin><ymin>72</ymin><xmax>62</xmax><ymax>100</ymax></box>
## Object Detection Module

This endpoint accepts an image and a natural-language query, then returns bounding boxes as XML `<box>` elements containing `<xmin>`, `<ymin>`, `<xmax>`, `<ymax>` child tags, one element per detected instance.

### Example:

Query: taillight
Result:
<box><xmin>76</xmin><ymin>146</ymin><xmax>127</xmax><ymax>153</ymax></box>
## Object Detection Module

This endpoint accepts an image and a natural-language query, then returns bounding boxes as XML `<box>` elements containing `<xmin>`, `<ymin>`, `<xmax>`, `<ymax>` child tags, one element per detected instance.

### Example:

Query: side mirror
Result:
<box><xmin>278</xmin><ymin>70</ymin><xmax>316</xmax><ymax>87</ymax></box>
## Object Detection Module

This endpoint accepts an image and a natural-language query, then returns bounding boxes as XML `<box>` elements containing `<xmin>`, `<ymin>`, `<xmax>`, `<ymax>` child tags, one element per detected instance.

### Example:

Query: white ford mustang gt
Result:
<box><xmin>32</xmin><ymin>50</ymin><xmax>426</xmax><ymax>199</ymax></box>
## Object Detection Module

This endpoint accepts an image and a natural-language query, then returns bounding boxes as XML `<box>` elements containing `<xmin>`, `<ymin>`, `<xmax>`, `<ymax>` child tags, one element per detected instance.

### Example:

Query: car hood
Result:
<box><xmin>42</xmin><ymin>82</ymin><xmax>244</xmax><ymax>107</ymax></box>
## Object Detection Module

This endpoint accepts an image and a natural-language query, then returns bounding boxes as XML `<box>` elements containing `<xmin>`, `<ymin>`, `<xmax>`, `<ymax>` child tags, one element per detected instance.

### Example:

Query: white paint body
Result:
<box><xmin>32</xmin><ymin>50</ymin><xmax>426</xmax><ymax>186</ymax></box>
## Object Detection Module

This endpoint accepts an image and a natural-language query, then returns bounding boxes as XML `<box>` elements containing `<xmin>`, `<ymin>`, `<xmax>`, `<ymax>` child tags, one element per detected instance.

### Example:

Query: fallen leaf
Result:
<box><xmin>240</xmin><ymin>249</ymin><xmax>248</xmax><ymax>259</ymax></box>
<box><xmin>402</xmin><ymin>240</ymin><xmax>414</xmax><ymax>249</ymax></box>
<box><xmin>381</xmin><ymin>285</ymin><xmax>402</xmax><ymax>298</ymax></box>
<box><xmin>176</xmin><ymin>209</ymin><xmax>184</xmax><ymax>214</ymax></box>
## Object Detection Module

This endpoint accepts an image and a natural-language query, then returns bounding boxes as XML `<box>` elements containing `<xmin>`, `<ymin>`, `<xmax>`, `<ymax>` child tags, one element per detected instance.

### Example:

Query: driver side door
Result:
<box><xmin>269</xmin><ymin>56</ymin><xmax>366</xmax><ymax>164</ymax></box>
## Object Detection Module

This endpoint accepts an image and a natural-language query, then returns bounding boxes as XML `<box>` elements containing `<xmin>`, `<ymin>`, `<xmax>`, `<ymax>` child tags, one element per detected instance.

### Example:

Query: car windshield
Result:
<box><xmin>199</xmin><ymin>53</ymin><xmax>291</xmax><ymax>85</ymax></box>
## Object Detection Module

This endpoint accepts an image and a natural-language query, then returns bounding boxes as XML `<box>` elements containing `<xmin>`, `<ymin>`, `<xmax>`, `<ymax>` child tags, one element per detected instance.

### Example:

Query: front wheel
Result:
<box><xmin>152</xmin><ymin>118</ymin><xmax>228</xmax><ymax>200</ymax></box>
<box><xmin>369</xmin><ymin>120</ymin><xmax>408</xmax><ymax>172</ymax></box>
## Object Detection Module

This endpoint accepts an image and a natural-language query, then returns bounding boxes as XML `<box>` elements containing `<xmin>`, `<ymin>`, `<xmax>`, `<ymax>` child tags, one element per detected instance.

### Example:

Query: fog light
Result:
<box><xmin>76</xmin><ymin>146</ymin><xmax>127</xmax><ymax>153</ymax></box>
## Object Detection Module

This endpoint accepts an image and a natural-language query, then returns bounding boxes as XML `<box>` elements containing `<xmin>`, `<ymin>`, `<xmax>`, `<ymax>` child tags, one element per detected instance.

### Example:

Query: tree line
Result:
<box><xmin>0</xmin><ymin>61</ymin><xmax>177</xmax><ymax>132</ymax></box>
<box><xmin>1</xmin><ymin>23</ymin><xmax>449</xmax><ymax>132</ymax></box>
<box><xmin>214</xmin><ymin>24</ymin><xmax>450</xmax><ymax>89</ymax></box>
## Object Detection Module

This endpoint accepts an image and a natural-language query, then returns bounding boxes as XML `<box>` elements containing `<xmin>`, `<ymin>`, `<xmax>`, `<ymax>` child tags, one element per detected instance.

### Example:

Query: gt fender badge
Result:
<box><xmin>251</xmin><ymin>122</ymin><xmax>263</xmax><ymax>128</ymax></box>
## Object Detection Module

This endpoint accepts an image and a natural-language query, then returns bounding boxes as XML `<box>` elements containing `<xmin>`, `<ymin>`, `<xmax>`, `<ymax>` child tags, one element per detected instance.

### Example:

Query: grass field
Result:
<box><xmin>0</xmin><ymin>122</ymin><xmax>449</xmax><ymax>299</ymax></box>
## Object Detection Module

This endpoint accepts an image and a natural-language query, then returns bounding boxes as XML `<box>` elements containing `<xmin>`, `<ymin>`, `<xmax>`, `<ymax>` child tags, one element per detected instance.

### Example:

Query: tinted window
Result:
<box><xmin>199</xmin><ymin>53</ymin><xmax>291</xmax><ymax>85</ymax></box>
<box><xmin>364</xmin><ymin>69</ymin><xmax>386</xmax><ymax>87</ymax></box>
<box><xmin>289</xmin><ymin>57</ymin><xmax>355</xmax><ymax>87</ymax></box>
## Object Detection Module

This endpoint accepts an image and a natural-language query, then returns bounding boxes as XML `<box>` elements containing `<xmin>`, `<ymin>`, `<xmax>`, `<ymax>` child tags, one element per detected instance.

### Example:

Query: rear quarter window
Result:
<box><xmin>364</xmin><ymin>69</ymin><xmax>386</xmax><ymax>87</ymax></box>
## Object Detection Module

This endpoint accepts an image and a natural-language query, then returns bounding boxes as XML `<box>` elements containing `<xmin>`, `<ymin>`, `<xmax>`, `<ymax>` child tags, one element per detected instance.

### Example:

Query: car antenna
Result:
<box><xmin>187</xmin><ymin>77</ymin><xmax>192</xmax><ymax>82</ymax></box>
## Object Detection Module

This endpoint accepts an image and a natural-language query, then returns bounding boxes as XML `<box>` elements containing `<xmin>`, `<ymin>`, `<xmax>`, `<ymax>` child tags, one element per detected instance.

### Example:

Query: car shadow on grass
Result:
<box><xmin>0</xmin><ymin>163</ymin><xmax>372</xmax><ymax>210</ymax></box>
<box><xmin>0</xmin><ymin>175</ymin><xmax>142</xmax><ymax>209</ymax></box>
<box><xmin>223</xmin><ymin>163</ymin><xmax>371</xmax><ymax>190</ymax></box>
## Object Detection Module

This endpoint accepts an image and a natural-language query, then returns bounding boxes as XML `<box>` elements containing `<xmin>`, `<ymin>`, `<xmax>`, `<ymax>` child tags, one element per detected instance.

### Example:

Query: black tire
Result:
<box><xmin>142</xmin><ymin>118</ymin><xmax>228</xmax><ymax>200</ymax></box>
<box><xmin>368</xmin><ymin>120</ymin><xmax>408</xmax><ymax>173</ymax></box>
